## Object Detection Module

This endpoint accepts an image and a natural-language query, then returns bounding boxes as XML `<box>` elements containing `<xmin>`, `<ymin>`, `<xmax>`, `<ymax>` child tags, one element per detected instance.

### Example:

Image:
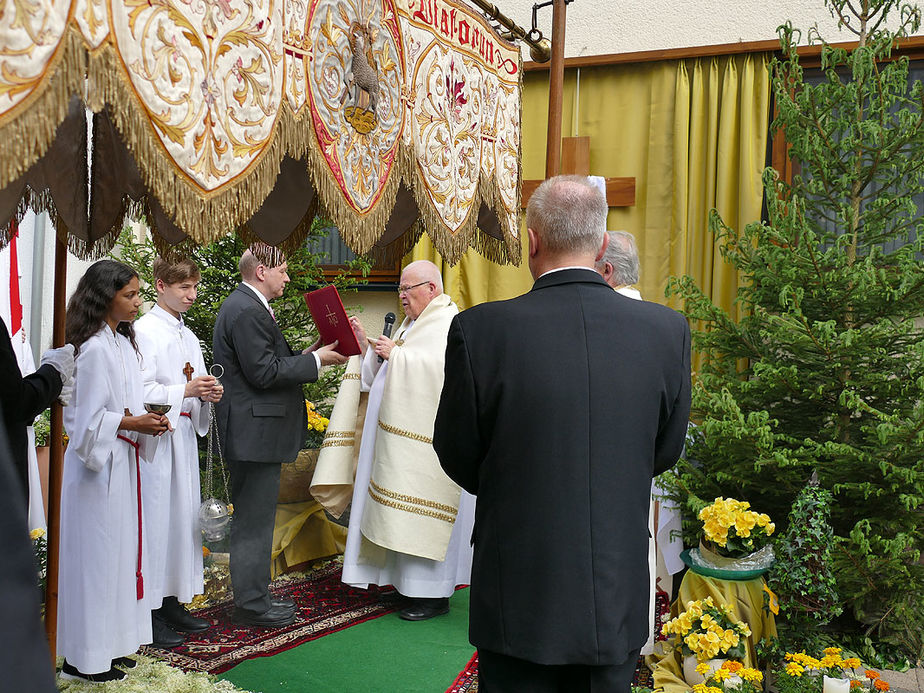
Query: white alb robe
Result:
<box><xmin>341</xmin><ymin>321</ymin><xmax>475</xmax><ymax>598</ymax></box>
<box><xmin>136</xmin><ymin>305</ymin><xmax>208</xmax><ymax>605</ymax></box>
<box><xmin>58</xmin><ymin>327</ymin><xmax>156</xmax><ymax>674</ymax></box>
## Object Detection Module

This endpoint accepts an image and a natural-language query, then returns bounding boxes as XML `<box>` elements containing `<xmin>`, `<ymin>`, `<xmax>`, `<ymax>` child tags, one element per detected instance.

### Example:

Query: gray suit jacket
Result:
<box><xmin>212</xmin><ymin>284</ymin><xmax>317</xmax><ymax>464</ymax></box>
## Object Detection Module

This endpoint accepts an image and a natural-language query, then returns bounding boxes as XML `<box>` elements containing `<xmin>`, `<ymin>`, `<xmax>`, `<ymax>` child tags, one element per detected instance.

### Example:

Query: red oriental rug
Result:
<box><xmin>443</xmin><ymin>653</ymin><xmax>654</xmax><ymax>693</ymax></box>
<box><xmin>141</xmin><ymin>561</ymin><xmax>402</xmax><ymax>674</ymax></box>
<box><xmin>446</xmin><ymin>652</ymin><xmax>479</xmax><ymax>692</ymax></box>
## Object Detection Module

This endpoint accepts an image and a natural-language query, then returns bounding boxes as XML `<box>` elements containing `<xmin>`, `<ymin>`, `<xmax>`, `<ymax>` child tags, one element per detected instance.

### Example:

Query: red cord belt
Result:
<box><xmin>116</xmin><ymin>434</ymin><xmax>144</xmax><ymax>600</ymax></box>
<box><xmin>117</xmin><ymin>413</ymin><xmax>190</xmax><ymax>600</ymax></box>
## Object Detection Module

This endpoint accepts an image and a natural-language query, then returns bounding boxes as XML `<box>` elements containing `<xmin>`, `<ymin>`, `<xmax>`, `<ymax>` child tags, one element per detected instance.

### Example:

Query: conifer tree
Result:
<box><xmin>662</xmin><ymin>0</ymin><xmax>924</xmax><ymax>655</ymax></box>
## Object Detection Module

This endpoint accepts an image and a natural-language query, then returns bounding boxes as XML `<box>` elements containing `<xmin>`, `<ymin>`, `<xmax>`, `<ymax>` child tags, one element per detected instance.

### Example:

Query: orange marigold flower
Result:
<box><xmin>873</xmin><ymin>680</ymin><xmax>890</xmax><ymax>691</ymax></box>
<box><xmin>723</xmin><ymin>661</ymin><xmax>743</xmax><ymax>673</ymax></box>
<box><xmin>850</xmin><ymin>681</ymin><xmax>862</xmax><ymax>689</ymax></box>
<box><xmin>202</xmin><ymin>546</ymin><xmax>211</xmax><ymax>557</ymax></box>
<box><xmin>866</xmin><ymin>671</ymin><xmax>880</xmax><ymax>680</ymax></box>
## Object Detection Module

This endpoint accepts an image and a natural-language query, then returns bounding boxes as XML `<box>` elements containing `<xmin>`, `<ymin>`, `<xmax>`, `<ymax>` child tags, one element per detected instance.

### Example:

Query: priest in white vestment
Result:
<box><xmin>136</xmin><ymin>257</ymin><xmax>223</xmax><ymax>647</ymax></box>
<box><xmin>311</xmin><ymin>261</ymin><xmax>475</xmax><ymax>621</ymax></box>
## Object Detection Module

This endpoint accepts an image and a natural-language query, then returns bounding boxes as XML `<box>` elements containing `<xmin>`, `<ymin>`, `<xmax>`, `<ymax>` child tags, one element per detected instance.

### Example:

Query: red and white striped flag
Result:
<box><xmin>1</xmin><ymin>218</ymin><xmax>46</xmax><ymax>531</ymax></box>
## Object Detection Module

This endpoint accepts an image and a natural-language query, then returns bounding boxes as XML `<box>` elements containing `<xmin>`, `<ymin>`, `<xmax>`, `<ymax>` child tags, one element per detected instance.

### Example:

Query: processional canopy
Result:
<box><xmin>0</xmin><ymin>0</ymin><xmax>523</xmax><ymax>264</ymax></box>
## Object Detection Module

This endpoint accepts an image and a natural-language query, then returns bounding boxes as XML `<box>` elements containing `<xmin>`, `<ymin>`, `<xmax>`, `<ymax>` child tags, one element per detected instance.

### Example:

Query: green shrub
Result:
<box><xmin>661</xmin><ymin>0</ymin><xmax>924</xmax><ymax>660</ymax></box>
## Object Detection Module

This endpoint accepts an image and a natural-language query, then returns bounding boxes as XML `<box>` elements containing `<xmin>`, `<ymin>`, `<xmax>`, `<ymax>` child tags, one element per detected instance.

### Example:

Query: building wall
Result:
<box><xmin>500</xmin><ymin>0</ymin><xmax>922</xmax><ymax>59</ymax></box>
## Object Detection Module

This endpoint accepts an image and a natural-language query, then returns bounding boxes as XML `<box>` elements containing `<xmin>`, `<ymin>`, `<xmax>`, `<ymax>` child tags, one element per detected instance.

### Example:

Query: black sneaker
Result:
<box><xmin>60</xmin><ymin>660</ymin><xmax>126</xmax><ymax>682</ymax></box>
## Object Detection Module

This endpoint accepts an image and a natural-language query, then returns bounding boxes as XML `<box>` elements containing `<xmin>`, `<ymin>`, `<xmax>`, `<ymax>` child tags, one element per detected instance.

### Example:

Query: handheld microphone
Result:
<box><xmin>378</xmin><ymin>312</ymin><xmax>397</xmax><ymax>363</ymax></box>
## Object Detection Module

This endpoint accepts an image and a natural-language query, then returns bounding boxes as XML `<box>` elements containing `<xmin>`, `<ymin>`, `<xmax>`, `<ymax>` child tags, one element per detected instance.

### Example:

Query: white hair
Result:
<box><xmin>595</xmin><ymin>231</ymin><xmax>639</xmax><ymax>285</ymax></box>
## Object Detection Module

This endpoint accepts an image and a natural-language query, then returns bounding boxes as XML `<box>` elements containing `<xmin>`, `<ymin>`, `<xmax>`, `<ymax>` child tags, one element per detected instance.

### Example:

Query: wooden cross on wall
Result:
<box><xmin>521</xmin><ymin>136</ymin><xmax>636</xmax><ymax>208</ymax></box>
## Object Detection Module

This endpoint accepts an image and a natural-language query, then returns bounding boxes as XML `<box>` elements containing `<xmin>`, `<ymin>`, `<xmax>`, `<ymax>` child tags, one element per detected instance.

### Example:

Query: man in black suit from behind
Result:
<box><xmin>0</xmin><ymin>397</ymin><xmax>57</xmax><ymax>692</ymax></box>
<box><xmin>213</xmin><ymin>244</ymin><xmax>348</xmax><ymax>628</ymax></box>
<box><xmin>434</xmin><ymin>175</ymin><xmax>691</xmax><ymax>691</ymax></box>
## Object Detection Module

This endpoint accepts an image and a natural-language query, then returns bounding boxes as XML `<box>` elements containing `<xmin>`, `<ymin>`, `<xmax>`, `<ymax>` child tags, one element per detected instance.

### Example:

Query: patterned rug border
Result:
<box><xmin>142</xmin><ymin>561</ymin><xmax>402</xmax><ymax>674</ymax></box>
<box><xmin>446</xmin><ymin>652</ymin><xmax>478</xmax><ymax>692</ymax></box>
<box><xmin>443</xmin><ymin>652</ymin><xmax>654</xmax><ymax>692</ymax></box>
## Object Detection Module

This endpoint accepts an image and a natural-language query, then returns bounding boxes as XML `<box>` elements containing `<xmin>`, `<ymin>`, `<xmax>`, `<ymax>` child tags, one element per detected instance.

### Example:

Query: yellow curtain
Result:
<box><xmin>408</xmin><ymin>53</ymin><xmax>770</xmax><ymax>318</ymax></box>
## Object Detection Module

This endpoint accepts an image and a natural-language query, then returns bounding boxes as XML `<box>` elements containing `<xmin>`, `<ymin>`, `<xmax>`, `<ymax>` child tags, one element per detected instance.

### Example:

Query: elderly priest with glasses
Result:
<box><xmin>311</xmin><ymin>260</ymin><xmax>474</xmax><ymax>621</ymax></box>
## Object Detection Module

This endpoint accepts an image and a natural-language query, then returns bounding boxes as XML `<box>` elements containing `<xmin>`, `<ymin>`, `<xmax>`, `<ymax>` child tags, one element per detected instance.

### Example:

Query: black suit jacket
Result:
<box><xmin>433</xmin><ymin>269</ymin><xmax>691</xmax><ymax>666</ymax></box>
<box><xmin>0</xmin><ymin>398</ymin><xmax>57</xmax><ymax>691</ymax></box>
<box><xmin>212</xmin><ymin>284</ymin><xmax>317</xmax><ymax>464</ymax></box>
<box><xmin>0</xmin><ymin>320</ymin><xmax>61</xmax><ymax>496</ymax></box>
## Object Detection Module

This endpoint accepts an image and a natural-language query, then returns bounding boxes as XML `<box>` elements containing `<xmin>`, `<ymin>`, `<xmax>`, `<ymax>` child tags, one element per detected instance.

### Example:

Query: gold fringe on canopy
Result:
<box><xmin>0</xmin><ymin>0</ymin><xmax>524</xmax><ymax>265</ymax></box>
<box><xmin>0</xmin><ymin>28</ymin><xmax>87</xmax><ymax>191</ymax></box>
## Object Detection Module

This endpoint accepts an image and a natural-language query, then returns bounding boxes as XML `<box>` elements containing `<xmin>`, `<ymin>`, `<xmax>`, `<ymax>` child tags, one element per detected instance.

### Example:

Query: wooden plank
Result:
<box><xmin>605</xmin><ymin>177</ymin><xmax>636</xmax><ymax>207</ymax></box>
<box><xmin>544</xmin><ymin>0</ymin><xmax>567</xmax><ymax>179</ymax></box>
<box><xmin>522</xmin><ymin>35</ymin><xmax>924</xmax><ymax>71</ymax></box>
<box><xmin>561</xmin><ymin>136</ymin><xmax>590</xmax><ymax>176</ymax></box>
<box><xmin>521</xmin><ymin>176</ymin><xmax>635</xmax><ymax>208</ymax></box>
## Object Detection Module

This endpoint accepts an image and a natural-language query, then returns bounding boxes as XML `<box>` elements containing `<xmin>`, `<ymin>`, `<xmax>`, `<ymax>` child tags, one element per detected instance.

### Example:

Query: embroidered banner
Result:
<box><xmin>0</xmin><ymin>0</ymin><xmax>522</xmax><ymax>264</ymax></box>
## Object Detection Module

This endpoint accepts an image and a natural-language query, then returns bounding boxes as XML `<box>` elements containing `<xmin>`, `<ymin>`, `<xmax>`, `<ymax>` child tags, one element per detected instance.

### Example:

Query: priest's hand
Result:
<box><xmin>315</xmin><ymin>340</ymin><xmax>349</xmax><ymax>366</ymax></box>
<box><xmin>122</xmin><ymin>412</ymin><xmax>170</xmax><ymax>436</ymax></box>
<box><xmin>373</xmin><ymin>335</ymin><xmax>396</xmax><ymax>361</ymax></box>
<box><xmin>349</xmin><ymin>316</ymin><xmax>368</xmax><ymax>354</ymax></box>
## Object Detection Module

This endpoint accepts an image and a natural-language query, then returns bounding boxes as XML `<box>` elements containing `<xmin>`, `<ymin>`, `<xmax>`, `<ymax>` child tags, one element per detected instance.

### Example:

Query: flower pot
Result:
<box><xmin>694</xmin><ymin>540</ymin><xmax>775</xmax><ymax>574</ymax></box>
<box><xmin>683</xmin><ymin>655</ymin><xmax>726</xmax><ymax>685</ymax></box>
<box><xmin>823</xmin><ymin>675</ymin><xmax>850</xmax><ymax>693</ymax></box>
<box><xmin>277</xmin><ymin>448</ymin><xmax>320</xmax><ymax>504</ymax></box>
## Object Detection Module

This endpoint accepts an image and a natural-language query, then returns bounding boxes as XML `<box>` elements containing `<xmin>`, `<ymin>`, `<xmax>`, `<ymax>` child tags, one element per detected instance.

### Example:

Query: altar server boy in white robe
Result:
<box><xmin>58</xmin><ymin>260</ymin><xmax>169</xmax><ymax>682</ymax></box>
<box><xmin>136</xmin><ymin>257</ymin><xmax>223</xmax><ymax>647</ymax></box>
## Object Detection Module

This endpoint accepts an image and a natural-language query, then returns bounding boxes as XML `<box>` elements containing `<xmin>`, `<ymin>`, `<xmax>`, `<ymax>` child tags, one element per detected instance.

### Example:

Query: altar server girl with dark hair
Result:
<box><xmin>57</xmin><ymin>259</ymin><xmax>169</xmax><ymax>682</ymax></box>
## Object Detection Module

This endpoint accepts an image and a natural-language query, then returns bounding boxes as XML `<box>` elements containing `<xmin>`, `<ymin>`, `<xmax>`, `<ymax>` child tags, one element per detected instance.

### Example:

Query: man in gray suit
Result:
<box><xmin>213</xmin><ymin>244</ymin><xmax>348</xmax><ymax>627</ymax></box>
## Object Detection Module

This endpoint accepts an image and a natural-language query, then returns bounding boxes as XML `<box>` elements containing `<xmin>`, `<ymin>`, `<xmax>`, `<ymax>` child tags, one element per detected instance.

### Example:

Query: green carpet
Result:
<box><xmin>219</xmin><ymin>589</ymin><xmax>474</xmax><ymax>693</ymax></box>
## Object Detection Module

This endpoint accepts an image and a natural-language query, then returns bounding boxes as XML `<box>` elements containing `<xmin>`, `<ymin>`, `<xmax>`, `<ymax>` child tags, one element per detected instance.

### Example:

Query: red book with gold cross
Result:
<box><xmin>303</xmin><ymin>285</ymin><xmax>362</xmax><ymax>356</ymax></box>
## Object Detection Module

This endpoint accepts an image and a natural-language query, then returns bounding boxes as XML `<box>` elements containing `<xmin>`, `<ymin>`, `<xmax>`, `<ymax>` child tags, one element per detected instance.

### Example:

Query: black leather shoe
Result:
<box><xmin>112</xmin><ymin>656</ymin><xmax>137</xmax><ymax>669</ymax></box>
<box><xmin>152</xmin><ymin>613</ymin><xmax>185</xmax><ymax>648</ymax></box>
<box><xmin>158</xmin><ymin>596</ymin><xmax>210</xmax><ymax>633</ymax></box>
<box><xmin>232</xmin><ymin>605</ymin><xmax>296</xmax><ymax>628</ymax></box>
<box><xmin>270</xmin><ymin>596</ymin><xmax>296</xmax><ymax>611</ymax></box>
<box><xmin>398</xmin><ymin>597</ymin><xmax>450</xmax><ymax>621</ymax></box>
<box><xmin>61</xmin><ymin>660</ymin><xmax>126</xmax><ymax>682</ymax></box>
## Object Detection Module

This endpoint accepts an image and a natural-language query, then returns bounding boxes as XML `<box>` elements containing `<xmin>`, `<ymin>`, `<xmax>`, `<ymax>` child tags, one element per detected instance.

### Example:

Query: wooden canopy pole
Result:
<box><xmin>545</xmin><ymin>0</ymin><xmax>568</xmax><ymax>179</ymax></box>
<box><xmin>44</xmin><ymin>233</ymin><xmax>67</xmax><ymax>663</ymax></box>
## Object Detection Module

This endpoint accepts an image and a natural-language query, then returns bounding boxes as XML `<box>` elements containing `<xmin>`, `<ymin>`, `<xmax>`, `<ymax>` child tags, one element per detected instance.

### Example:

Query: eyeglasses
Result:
<box><xmin>397</xmin><ymin>281</ymin><xmax>430</xmax><ymax>295</ymax></box>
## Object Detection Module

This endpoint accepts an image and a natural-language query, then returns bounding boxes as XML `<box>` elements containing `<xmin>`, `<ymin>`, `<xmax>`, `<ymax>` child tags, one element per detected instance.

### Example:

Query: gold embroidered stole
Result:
<box><xmin>310</xmin><ymin>356</ymin><xmax>366</xmax><ymax>518</ymax></box>
<box><xmin>359</xmin><ymin>293</ymin><xmax>460</xmax><ymax>561</ymax></box>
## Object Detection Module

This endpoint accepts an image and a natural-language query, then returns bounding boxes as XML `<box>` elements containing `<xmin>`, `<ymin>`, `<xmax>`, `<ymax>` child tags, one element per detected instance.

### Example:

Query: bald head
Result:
<box><xmin>526</xmin><ymin>175</ymin><xmax>608</xmax><ymax>278</ymax></box>
<box><xmin>399</xmin><ymin>260</ymin><xmax>444</xmax><ymax>320</ymax></box>
<box><xmin>402</xmin><ymin>261</ymin><xmax>443</xmax><ymax>293</ymax></box>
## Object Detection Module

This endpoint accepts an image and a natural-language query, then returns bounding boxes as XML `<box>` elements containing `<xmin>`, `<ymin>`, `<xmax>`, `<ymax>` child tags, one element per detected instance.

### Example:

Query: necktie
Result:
<box><xmin>268</xmin><ymin>305</ymin><xmax>276</xmax><ymax>322</ymax></box>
